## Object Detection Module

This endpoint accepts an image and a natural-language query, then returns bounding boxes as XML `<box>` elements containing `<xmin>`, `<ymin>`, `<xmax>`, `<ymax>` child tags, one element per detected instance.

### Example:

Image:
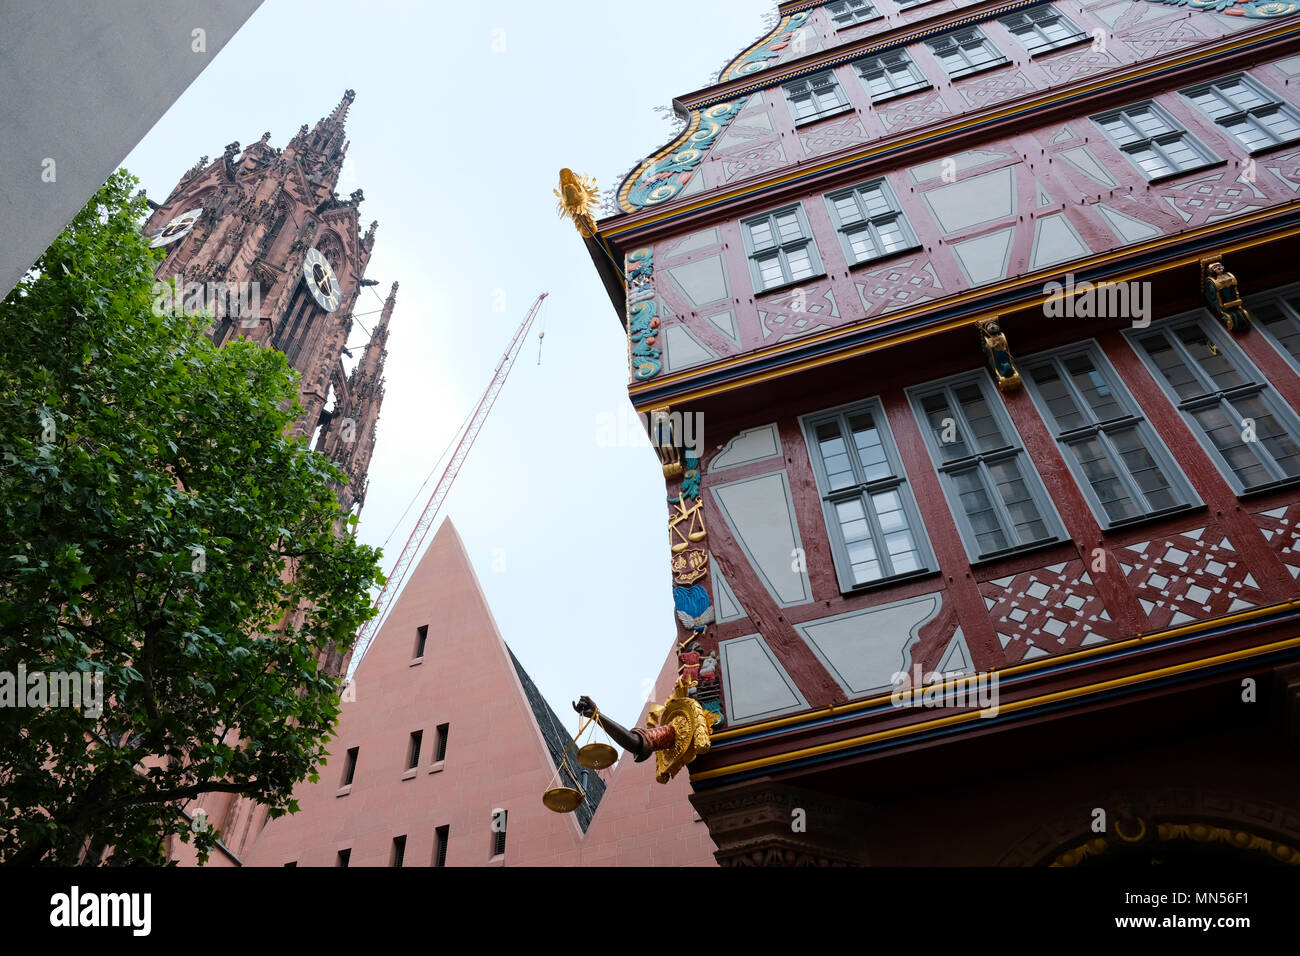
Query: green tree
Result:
<box><xmin>0</xmin><ymin>171</ymin><xmax>383</xmax><ymax>865</ymax></box>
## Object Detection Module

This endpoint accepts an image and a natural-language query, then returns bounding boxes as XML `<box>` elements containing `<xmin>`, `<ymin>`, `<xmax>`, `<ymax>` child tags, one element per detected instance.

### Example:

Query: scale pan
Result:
<box><xmin>576</xmin><ymin>743</ymin><xmax>618</xmax><ymax>770</ymax></box>
<box><xmin>542</xmin><ymin>787</ymin><xmax>583</xmax><ymax>813</ymax></box>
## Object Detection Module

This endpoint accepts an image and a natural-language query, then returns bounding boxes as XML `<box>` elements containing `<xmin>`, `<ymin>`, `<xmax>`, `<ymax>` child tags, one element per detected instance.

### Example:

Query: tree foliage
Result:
<box><xmin>0</xmin><ymin>171</ymin><xmax>383</xmax><ymax>865</ymax></box>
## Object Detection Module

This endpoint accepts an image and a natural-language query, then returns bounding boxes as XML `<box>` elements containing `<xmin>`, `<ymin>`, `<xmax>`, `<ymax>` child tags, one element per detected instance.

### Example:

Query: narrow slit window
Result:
<box><xmin>407</xmin><ymin>730</ymin><xmax>422</xmax><ymax>770</ymax></box>
<box><xmin>435</xmin><ymin>723</ymin><xmax>449</xmax><ymax>762</ymax></box>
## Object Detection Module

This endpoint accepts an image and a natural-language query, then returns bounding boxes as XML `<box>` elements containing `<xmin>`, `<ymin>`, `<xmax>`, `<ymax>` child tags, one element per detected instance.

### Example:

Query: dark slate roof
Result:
<box><xmin>506</xmin><ymin>645</ymin><xmax>606</xmax><ymax>832</ymax></box>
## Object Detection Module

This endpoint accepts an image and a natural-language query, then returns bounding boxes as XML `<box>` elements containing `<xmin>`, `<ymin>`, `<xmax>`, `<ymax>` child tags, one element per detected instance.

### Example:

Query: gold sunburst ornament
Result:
<box><xmin>555</xmin><ymin>168</ymin><xmax>600</xmax><ymax>237</ymax></box>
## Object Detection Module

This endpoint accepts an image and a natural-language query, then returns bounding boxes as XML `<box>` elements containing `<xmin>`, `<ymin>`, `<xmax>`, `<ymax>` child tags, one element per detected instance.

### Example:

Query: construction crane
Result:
<box><xmin>346</xmin><ymin>292</ymin><xmax>548</xmax><ymax>679</ymax></box>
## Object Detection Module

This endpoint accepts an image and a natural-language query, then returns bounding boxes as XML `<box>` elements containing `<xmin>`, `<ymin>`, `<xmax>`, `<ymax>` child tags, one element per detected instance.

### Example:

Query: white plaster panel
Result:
<box><xmin>719</xmin><ymin>633</ymin><xmax>808</xmax><ymax>723</ymax></box>
<box><xmin>794</xmin><ymin>593</ymin><xmax>942</xmax><ymax>698</ymax></box>
<box><xmin>711</xmin><ymin>471</ymin><xmax>812</xmax><ymax>607</ymax></box>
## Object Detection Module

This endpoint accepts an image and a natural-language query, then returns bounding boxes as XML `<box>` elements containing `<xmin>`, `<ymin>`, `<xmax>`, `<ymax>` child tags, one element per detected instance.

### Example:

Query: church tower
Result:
<box><xmin>140</xmin><ymin>88</ymin><xmax>392</xmax><ymax>515</ymax></box>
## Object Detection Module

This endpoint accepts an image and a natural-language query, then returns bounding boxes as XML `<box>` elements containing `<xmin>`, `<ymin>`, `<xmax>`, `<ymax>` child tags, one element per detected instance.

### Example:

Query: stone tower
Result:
<box><xmin>140</xmin><ymin>88</ymin><xmax>392</xmax><ymax>515</ymax></box>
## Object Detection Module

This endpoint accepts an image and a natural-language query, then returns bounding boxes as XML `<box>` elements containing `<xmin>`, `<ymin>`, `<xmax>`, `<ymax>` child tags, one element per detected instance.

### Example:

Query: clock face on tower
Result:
<box><xmin>147</xmin><ymin>208</ymin><xmax>203</xmax><ymax>248</ymax></box>
<box><xmin>302</xmin><ymin>247</ymin><xmax>342</xmax><ymax>312</ymax></box>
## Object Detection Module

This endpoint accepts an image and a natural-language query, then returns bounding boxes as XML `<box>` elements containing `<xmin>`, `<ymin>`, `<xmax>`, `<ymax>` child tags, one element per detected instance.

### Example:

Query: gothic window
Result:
<box><xmin>782</xmin><ymin>70</ymin><xmax>852</xmax><ymax>124</ymax></box>
<box><xmin>1248</xmin><ymin>286</ymin><xmax>1300</xmax><ymax>373</ymax></box>
<box><xmin>1181</xmin><ymin>74</ymin><xmax>1300</xmax><ymax>153</ymax></box>
<box><xmin>1092</xmin><ymin>101</ymin><xmax>1219</xmax><ymax>180</ymax></box>
<box><xmin>825</xmin><ymin>178</ymin><xmax>919</xmax><ymax>265</ymax></box>
<box><xmin>854</xmin><ymin>50</ymin><xmax>930</xmax><ymax>102</ymax></box>
<box><xmin>909</xmin><ymin>373</ymin><xmax>1067</xmax><ymax>561</ymax></box>
<box><xmin>1127</xmin><ymin>314</ymin><xmax>1300</xmax><ymax>493</ymax></box>
<box><xmin>827</xmin><ymin>0</ymin><xmax>881</xmax><ymax>26</ymax></box>
<box><xmin>1020</xmin><ymin>343</ymin><xmax>1199</xmax><ymax>527</ymax></box>
<box><xmin>801</xmin><ymin>399</ymin><xmax>936</xmax><ymax>591</ymax></box>
<box><xmin>998</xmin><ymin>5</ymin><xmax>1087</xmax><ymax>55</ymax></box>
<box><xmin>926</xmin><ymin>28</ymin><xmax>1008</xmax><ymax>80</ymax></box>
<box><xmin>740</xmin><ymin>204</ymin><xmax>825</xmax><ymax>292</ymax></box>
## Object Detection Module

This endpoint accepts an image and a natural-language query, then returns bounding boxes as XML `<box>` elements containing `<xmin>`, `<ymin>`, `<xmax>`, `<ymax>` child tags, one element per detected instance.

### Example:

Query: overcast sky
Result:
<box><xmin>122</xmin><ymin>0</ymin><xmax>771</xmax><ymax>742</ymax></box>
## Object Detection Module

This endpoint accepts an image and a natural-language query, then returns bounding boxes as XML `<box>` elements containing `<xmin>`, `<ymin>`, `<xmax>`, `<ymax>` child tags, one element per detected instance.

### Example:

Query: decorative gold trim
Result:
<box><xmin>693</xmin><ymin>629</ymin><xmax>1300</xmax><ymax>780</ymax></box>
<box><xmin>628</xmin><ymin>216</ymin><xmax>1300</xmax><ymax>411</ymax></box>
<box><xmin>1051</xmin><ymin>820</ymin><xmax>1300</xmax><ymax>866</ymax></box>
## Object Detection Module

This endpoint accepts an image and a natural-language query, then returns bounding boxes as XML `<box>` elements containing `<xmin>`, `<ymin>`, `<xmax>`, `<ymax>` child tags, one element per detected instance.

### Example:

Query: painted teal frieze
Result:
<box><xmin>1138</xmin><ymin>0</ymin><xmax>1300</xmax><ymax>17</ymax></box>
<box><xmin>623</xmin><ymin>100</ymin><xmax>748</xmax><ymax>211</ymax></box>
<box><xmin>721</xmin><ymin>10</ymin><xmax>813</xmax><ymax>81</ymax></box>
<box><xmin>626</xmin><ymin>248</ymin><xmax>662</xmax><ymax>380</ymax></box>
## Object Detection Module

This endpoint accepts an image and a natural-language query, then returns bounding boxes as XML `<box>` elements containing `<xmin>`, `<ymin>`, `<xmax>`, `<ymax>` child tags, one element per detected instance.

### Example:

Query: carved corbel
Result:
<box><xmin>1201</xmin><ymin>255</ymin><xmax>1251</xmax><ymax>332</ymax></box>
<box><xmin>979</xmin><ymin>317</ymin><xmax>1021</xmax><ymax>391</ymax></box>
<box><xmin>649</xmin><ymin>405</ymin><xmax>682</xmax><ymax>478</ymax></box>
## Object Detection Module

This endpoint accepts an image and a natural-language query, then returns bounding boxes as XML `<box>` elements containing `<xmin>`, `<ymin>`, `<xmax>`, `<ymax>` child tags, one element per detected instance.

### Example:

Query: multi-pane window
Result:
<box><xmin>802</xmin><ymin>400</ymin><xmax>934</xmax><ymax>591</ymax></box>
<box><xmin>783</xmin><ymin>70</ymin><xmax>852</xmax><ymax>124</ymax></box>
<box><xmin>910</xmin><ymin>374</ymin><xmax>1065</xmax><ymax>561</ymax></box>
<box><xmin>1092</xmin><ymin>102</ymin><xmax>1218</xmax><ymax>180</ymax></box>
<box><xmin>1129</xmin><ymin>315</ymin><xmax>1300</xmax><ymax>492</ymax></box>
<box><xmin>1249</xmin><ymin>288</ymin><xmax>1300</xmax><ymax>372</ymax></box>
<box><xmin>926</xmin><ymin>28</ymin><xmax>1008</xmax><ymax>79</ymax></box>
<box><xmin>741</xmin><ymin>205</ymin><xmax>824</xmax><ymax>292</ymax></box>
<box><xmin>826</xmin><ymin>178</ymin><xmax>918</xmax><ymax>265</ymax></box>
<box><xmin>998</xmin><ymin>5</ymin><xmax>1087</xmax><ymax>55</ymax></box>
<box><xmin>828</xmin><ymin>0</ymin><xmax>881</xmax><ymax>25</ymax></box>
<box><xmin>1021</xmin><ymin>344</ymin><xmax>1197</xmax><ymax>527</ymax></box>
<box><xmin>1182</xmin><ymin>74</ymin><xmax>1300</xmax><ymax>153</ymax></box>
<box><xmin>854</xmin><ymin>50</ymin><xmax>930</xmax><ymax>102</ymax></box>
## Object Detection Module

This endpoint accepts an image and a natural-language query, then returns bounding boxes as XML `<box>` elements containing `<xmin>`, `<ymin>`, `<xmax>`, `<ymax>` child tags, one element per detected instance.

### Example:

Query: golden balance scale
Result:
<box><xmin>541</xmin><ymin>711</ymin><xmax>619</xmax><ymax>814</ymax></box>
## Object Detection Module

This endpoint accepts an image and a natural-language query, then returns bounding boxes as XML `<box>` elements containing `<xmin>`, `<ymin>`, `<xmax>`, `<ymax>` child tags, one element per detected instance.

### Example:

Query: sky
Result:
<box><xmin>122</xmin><ymin>0</ymin><xmax>772</xmax><ymax>744</ymax></box>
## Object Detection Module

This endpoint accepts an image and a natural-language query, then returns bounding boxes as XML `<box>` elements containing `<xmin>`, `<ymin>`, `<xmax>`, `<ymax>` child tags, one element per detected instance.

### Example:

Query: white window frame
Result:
<box><xmin>1020</xmin><ymin>341</ymin><xmax>1201</xmax><ymax>529</ymax></box>
<box><xmin>925</xmin><ymin>27</ymin><xmax>1009</xmax><ymax>80</ymax></box>
<box><xmin>783</xmin><ymin>69</ymin><xmax>853</xmax><ymax>125</ymax></box>
<box><xmin>1125</xmin><ymin>310</ymin><xmax>1300</xmax><ymax>495</ymax></box>
<box><xmin>1245</xmin><ymin>281</ymin><xmax>1300</xmax><ymax>376</ymax></box>
<box><xmin>1181</xmin><ymin>73</ymin><xmax>1300</xmax><ymax>154</ymax></box>
<box><xmin>825</xmin><ymin>177</ymin><xmax>920</xmax><ymax>266</ymax></box>
<box><xmin>827</xmin><ymin>0</ymin><xmax>882</xmax><ymax>26</ymax></box>
<box><xmin>800</xmin><ymin>398</ymin><xmax>936</xmax><ymax>592</ymax></box>
<box><xmin>998</xmin><ymin>4</ymin><xmax>1087</xmax><ymax>55</ymax></box>
<box><xmin>908</xmin><ymin>371</ymin><xmax>1067</xmax><ymax>562</ymax></box>
<box><xmin>740</xmin><ymin>204</ymin><xmax>825</xmax><ymax>292</ymax></box>
<box><xmin>1091</xmin><ymin>100</ymin><xmax>1220</xmax><ymax>181</ymax></box>
<box><xmin>853</xmin><ymin>49</ymin><xmax>931</xmax><ymax>103</ymax></box>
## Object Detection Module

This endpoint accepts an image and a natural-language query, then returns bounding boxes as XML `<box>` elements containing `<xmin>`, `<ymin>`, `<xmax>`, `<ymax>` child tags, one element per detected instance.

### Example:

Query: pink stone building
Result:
<box><xmin>240</xmin><ymin>519</ymin><xmax>715</xmax><ymax>867</ymax></box>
